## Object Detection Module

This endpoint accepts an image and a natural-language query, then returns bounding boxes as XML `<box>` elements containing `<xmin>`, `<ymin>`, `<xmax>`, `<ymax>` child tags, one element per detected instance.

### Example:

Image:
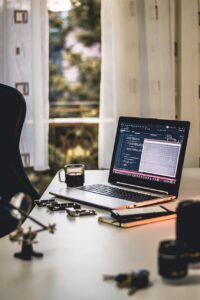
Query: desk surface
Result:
<box><xmin>1</xmin><ymin>169</ymin><xmax>200</xmax><ymax>300</ymax></box>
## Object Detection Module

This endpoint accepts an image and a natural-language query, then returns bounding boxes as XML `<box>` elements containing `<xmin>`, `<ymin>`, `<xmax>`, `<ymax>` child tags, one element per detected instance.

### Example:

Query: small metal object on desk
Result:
<box><xmin>35</xmin><ymin>199</ymin><xmax>81</xmax><ymax>211</ymax></box>
<box><xmin>104</xmin><ymin>269</ymin><xmax>150</xmax><ymax>295</ymax></box>
<box><xmin>104</xmin><ymin>273</ymin><xmax>130</xmax><ymax>285</ymax></box>
<box><xmin>128</xmin><ymin>269</ymin><xmax>150</xmax><ymax>295</ymax></box>
<box><xmin>47</xmin><ymin>202</ymin><xmax>81</xmax><ymax>211</ymax></box>
<box><xmin>34</xmin><ymin>198</ymin><xmax>56</xmax><ymax>207</ymax></box>
<box><xmin>66</xmin><ymin>202</ymin><xmax>81</xmax><ymax>209</ymax></box>
<box><xmin>7</xmin><ymin>193</ymin><xmax>56</xmax><ymax>260</ymax></box>
<box><xmin>47</xmin><ymin>202</ymin><xmax>66</xmax><ymax>211</ymax></box>
<box><xmin>66</xmin><ymin>207</ymin><xmax>97</xmax><ymax>217</ymax></box>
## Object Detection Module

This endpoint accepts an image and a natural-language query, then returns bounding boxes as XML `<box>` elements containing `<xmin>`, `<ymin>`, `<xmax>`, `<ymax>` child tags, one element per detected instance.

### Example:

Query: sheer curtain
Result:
<box><xmin>99</xmin><ymin>0</ymin><xmax>175</xmax><ymax>169</ymax></box>
<box><xmin>177</xmin><ymin>0</ymin><xmax>200</xmax><ymax>167</ymax></box>
<box><xmin>0</xmin><ymin>0</ymin><xmax>49</xmax><ymax>170</ymax></box>
<box><xmin>99</xmin><ymin>0</ymin><xmax>140</xmax><ymax>169</ymax></box>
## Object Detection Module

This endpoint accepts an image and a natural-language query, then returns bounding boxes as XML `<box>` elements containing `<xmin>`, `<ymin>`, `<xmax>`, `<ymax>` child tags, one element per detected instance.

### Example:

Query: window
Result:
<box><xmin>28</xmin><ymin>0</ymin><xmax>101</xmax><ymax>193</ymax></box>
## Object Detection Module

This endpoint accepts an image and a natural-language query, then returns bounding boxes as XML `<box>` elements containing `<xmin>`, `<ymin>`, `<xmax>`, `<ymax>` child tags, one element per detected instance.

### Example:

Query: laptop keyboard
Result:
<box><xmin>78</xmin><ymin>184</ymin><xmax>159</xmax><ymax>202</ymax></box>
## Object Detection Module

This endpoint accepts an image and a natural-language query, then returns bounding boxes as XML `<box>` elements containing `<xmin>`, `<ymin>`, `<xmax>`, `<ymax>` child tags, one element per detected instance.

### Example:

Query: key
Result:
<box><xmin>104</xmin><ymin>272</ymin><xmax>136</xmax><ymax>288</ymax></box>
<box><xmin>128</xmin><ymin>269</ymin><xmax>150</xmax><ymax>295</ymax></box>
<box><xmin>104</xmin><ymin>269</ymin><xmax>150</xmax><ymax>293</ymax></box>
<box><xmin>117</xmin><ymin>273</ymin><xmax>133</xmax><ymax>288</ymax></box>
<box><xmin>128</xmin><ymin>286</ymin><xmax>137</xmax><ymax>295</ymax></box>
<box><xmin>103</xmin><ymin>273</ymin><xmax>129</xmax><ymax>284</ymax></box>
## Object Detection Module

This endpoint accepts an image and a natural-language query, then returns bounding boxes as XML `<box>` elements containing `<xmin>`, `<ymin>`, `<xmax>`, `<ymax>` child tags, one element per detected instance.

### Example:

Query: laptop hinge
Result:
<box><xmin>115</xmin><ymin>181</ymin><xmax>169</xmax><ymax>195</ymax></box>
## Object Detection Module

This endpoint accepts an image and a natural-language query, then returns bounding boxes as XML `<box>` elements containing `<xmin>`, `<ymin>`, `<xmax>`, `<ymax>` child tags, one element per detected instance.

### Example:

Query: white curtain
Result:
<box><xmin>99</xmin><ymin>0</ymin><xmax>199</xmax><ymax>169</ymax></box>
<box><xmin>0</xmin><ymin>0</ymin><xmax>49</xmax><ymax>170</ymax></box>
<box><xmin>177</xmin><ymin>0</ymin><xmax>200</xmax><ymax>167</ymax></box>
<box><xmin>99</xmin><ymin>0</ymin><xmax>141</xmax><ymax>168</ymax></box>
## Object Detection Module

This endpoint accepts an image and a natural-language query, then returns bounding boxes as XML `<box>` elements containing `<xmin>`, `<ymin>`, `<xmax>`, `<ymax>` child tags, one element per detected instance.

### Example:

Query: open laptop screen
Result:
<box><xmin>109</xmin><ymin>117</ymin><xmax>190</xmax><ymax>196</ymax></box>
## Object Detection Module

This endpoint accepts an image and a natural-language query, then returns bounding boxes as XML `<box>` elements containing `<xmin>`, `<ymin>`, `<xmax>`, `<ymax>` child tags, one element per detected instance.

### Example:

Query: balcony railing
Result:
<box><xmin>49</xmin><ymin>100</ymin><xmax>99</xmax><ymax>171</ymax></box>
<box><xmin>50</xmin><ymin>100</ymin><xmax>99</xmax><ymax>118</ymax></box>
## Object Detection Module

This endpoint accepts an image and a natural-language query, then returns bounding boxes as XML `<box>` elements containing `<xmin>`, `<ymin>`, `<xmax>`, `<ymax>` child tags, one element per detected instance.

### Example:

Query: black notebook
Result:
<box><xmin>98</xmin><ymin>202</ymin><xmax>177</xmax><ymax>228</ymax></box>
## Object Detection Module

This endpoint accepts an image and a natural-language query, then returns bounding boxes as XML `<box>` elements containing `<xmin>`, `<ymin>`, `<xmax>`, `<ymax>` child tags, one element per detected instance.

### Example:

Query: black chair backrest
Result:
<box><xmin>0</xmin><ymin>83</ymin><xmax>40</xmax><ymax>204</ymax></box>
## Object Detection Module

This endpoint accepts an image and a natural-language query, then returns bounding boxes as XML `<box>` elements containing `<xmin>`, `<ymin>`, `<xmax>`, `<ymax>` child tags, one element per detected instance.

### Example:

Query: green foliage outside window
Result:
<box><xmin>28</xmin><ymin>0</ymin><xmax>101</xmax><ymax>194</ymax></box>
<box><xmin>49</xmin><ymin>0</ymin><xmax>101</xmax><ymax>108</ymax></box>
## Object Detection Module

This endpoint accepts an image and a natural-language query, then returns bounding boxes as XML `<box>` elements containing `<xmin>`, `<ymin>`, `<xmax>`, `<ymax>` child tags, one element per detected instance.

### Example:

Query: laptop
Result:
<box><xmin>50</xmin><ymin>117</ymin><xmax>190</xmax><ymax>210</ymax></box>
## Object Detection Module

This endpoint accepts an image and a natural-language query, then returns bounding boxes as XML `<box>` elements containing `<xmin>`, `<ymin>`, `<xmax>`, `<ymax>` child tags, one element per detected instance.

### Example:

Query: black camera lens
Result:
<box><xmin>158</xmin><ymin>240</ymin><xmax>188</xmax><ymax>280</ymax></box>
<box><xmin>176</xmin><ymin>200</ymin><xmax>200</xmax><ymax>263</ymax></box>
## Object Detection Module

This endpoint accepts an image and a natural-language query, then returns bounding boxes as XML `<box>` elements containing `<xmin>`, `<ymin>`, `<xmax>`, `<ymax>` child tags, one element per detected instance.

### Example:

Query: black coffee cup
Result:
<box><xmin>58</xmin><ymin>164</ymin><xmax>85</xmax><ymax>187</ymax></box>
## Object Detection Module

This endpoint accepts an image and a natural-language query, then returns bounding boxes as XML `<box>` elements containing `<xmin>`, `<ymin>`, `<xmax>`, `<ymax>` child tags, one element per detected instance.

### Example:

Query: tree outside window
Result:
<box><xmin>28</xmin><ymin>0</ymin><xmax>101</xmax><ymax>193</ymax></box>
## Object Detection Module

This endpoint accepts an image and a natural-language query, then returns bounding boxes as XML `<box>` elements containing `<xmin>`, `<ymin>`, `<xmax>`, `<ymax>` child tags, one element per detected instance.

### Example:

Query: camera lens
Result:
<box><xmin>158</xmin><ymin>240</ymin><xmax>188</xmax><ymax>280</ymax></box>
<box><xmin>176</xmin><ymin>200</ymin><xmax>200</xmax><ymax>263</ymax></box>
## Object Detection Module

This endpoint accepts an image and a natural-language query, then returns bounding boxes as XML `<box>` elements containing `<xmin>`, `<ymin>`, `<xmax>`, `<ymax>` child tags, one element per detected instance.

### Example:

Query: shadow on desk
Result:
<box><xmin>160</xmin><ymin>274</ymin><xmax>200</xmax><ymax>286</ymax></box>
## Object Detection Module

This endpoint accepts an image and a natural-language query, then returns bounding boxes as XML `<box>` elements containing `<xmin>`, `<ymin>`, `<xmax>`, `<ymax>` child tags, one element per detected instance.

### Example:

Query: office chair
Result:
<box><xmin>0</xmin><ymin>83</ymin><xmax>40</xmax><ymax>237</ymax></box>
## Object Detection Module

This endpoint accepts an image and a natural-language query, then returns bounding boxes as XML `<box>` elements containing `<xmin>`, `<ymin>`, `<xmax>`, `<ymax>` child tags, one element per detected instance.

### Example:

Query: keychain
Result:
<box><xmin>103</xmin><ymin>269</ymin><xmax>150</xmax><ymax>295</ymax></box>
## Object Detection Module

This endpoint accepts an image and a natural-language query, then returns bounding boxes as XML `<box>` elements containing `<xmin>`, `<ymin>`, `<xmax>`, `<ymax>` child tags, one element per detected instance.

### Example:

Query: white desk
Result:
<box><xmin>1</xmin><ymin>169</ymin><xmax>200</xmax><ymax>300</ymax></box>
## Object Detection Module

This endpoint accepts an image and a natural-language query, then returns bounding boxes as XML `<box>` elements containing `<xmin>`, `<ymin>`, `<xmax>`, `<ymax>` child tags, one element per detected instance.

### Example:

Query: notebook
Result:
<box><xmin>50</xmin><ymin>117</ymin><xmax>190</xmax><ymax>210</ymax></box>
<box><xmin>98</xmin><ymin>202</ymin><xmax>177</xmax><ymax>228</ymax></box>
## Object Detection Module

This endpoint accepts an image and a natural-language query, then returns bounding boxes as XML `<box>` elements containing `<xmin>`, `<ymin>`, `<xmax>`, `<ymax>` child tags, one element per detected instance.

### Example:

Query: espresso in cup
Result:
<box><xmin>58</xmin><ymin>164</ymin><xmax>85</xmax><ymax>187</ymax></box>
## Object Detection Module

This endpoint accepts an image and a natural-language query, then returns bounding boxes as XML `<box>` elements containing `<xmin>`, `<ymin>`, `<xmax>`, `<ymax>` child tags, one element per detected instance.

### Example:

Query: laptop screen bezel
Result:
<box><xmin>108</xmin><ymin>116</ymin><xmax>190</xmax><ymax>196</ymax></box>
